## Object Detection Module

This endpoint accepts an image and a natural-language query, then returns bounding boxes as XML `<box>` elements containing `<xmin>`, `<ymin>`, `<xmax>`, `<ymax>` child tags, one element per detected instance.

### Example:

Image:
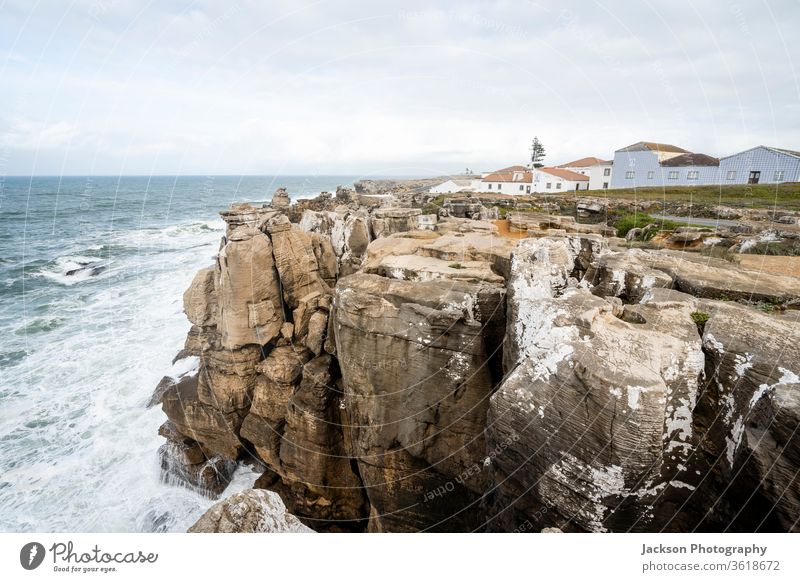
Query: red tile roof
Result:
<box><xmin>537</xmin><ymin>167</ymin><xmax>589</xmax><ymax>181</ymax></box>
<box><xmin>558</xmin><ymin>157</ymin><xmax>611</xmax><ymax>167</ymax></box>
<box><xmin>482</xmin><ymin>170</ymin><xmax>533</xmax><ymax>183</ymax></box>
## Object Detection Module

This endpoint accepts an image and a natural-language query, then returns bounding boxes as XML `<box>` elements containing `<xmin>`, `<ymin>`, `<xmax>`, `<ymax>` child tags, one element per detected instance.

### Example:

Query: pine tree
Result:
<box><xmin>530</xmin><ymin>137</ymin><xmax>546</xmax><ymax>168</ymax></box>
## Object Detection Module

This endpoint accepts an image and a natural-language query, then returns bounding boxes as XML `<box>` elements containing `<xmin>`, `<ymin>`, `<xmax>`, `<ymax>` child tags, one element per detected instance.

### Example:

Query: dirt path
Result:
<box><xmin>493</xmin><ymin>219</ymin><xmax>528</xmax><ymax>240</ymax></box>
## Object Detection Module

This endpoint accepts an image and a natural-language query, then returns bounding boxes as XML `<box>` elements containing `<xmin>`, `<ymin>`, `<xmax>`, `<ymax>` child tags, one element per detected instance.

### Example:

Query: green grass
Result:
<box><xmin>448</xmin><ymin>263</ymin><xmax>464</xmax><ymax>269</ymax></box>
<box><xmin>691</xmin><ymin>311</ymin><xmax>710</xmax><ymax>333</ymax></box>
<box><xmin>610</xmin><ymin>212</ymin><xmax>691</xmax><ymax>238</ymax></box>
<box><xmin>422</xmin><ymin>195</ymin><xmax>446</xmax><ymax>215</ymax></box>
<box><xmin>595</xmin><ymin>183</ymin><xmax>800</xmax><ymax>210</ymax></box>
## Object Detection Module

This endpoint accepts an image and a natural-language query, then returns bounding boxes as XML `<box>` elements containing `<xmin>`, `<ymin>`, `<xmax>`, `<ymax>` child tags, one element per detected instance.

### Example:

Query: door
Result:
<box><xmin>748</xmin><ymin>171</ymin><xmax>760</xmax><ymax>184</ymax></box>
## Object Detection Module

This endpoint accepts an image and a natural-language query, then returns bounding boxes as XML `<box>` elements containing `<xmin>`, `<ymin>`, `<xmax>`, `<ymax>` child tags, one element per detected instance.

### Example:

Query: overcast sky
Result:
<box><xmin>0</xmin><ymin>0</ymin><xmax>798</xmax><ymax>176</ymax></box>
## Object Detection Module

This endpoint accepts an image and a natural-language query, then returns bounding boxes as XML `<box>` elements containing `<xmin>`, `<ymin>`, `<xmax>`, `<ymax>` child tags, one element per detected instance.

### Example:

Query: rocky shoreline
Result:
<box><xmin>151</xmin><ymin>183</ymin><xmax>800</xmax><ymax>533</ymax></box>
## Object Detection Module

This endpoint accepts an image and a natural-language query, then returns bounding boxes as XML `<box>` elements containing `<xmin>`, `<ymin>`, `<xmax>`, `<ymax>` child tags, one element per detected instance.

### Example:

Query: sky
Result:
<box><xmin>0</xmin><ymin>0</ymin><xmax>798</xmax><ymax>176</ymax></box>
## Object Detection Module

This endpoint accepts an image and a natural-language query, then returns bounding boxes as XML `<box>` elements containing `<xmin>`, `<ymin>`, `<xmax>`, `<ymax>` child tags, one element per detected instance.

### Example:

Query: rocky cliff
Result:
<box><xmin>155</xmin><ymin>188</ymin><xmax>800</xmax><ymax>533</ymax></box>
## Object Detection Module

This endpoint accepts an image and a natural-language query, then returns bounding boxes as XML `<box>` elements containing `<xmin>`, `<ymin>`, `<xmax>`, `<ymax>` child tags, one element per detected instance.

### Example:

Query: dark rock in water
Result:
<box><xmin>158</xmin><ymin>421</ymin><xmax>235</xmax><ymax>497</ymax></box>
<box><xmin>65</xmin><ymin>261</ymin><xmax>107</xmax><ymax>277</ymax></box>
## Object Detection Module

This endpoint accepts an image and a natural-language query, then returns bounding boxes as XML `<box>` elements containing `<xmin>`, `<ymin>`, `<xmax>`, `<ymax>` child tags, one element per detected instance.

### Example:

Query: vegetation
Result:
<box><xmin>530</xmin><ymin>137</ymin><xmax>546</xmax><ymax>168</ymax></box>
<box><xmin>449</xmin><ymin>263</ymin><xmax>464</xmax><ymax>269</ymax></box>
<box><xmin>595</xmin><ymin>183</ymin><xmax>800</xmax><ymax>210</ymax></box>
<box><xmin>422</xmin><ymin>195</ymin><xmax>446</xmax><ymax>216</ymax></box>
<box><xmin>691</xmin><ymin>311</ymin><xmax>710</xmax><ymax>333</ymax></box>
<box><xmin>610</xmin><ymin>212</ymin><xmax>690</xmax><ymax>238</ymax></box>
<box><xmin>739</xmin><ymin>240</ymin><xmax>800</xmax><ymax>256</ymax></box>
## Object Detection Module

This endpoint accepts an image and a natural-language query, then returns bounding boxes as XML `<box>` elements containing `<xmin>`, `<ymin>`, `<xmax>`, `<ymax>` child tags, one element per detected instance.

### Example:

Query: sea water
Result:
<box><xmin>0</xmin><ymin>175</ymin><xmax>356</xmax><ymax>532</ymax></box>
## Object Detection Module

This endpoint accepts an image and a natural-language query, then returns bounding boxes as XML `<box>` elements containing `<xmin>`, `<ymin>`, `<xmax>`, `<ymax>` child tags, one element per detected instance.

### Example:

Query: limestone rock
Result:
<box><xmin>270</xmin><ymin>187</ymin><xmax>291</xmax><ymax>209</ymax></box>
<box><xmin>488</xmin><ymin>239</ymin><xmax>706</xmax><ymax>533</ymax></box>
<box><xmin>241</xmin><ymin>346</ymin><xmax>312</xmax><ymax>468</ymax></box>
<box><xmin>334</xmin><ymin>273</ymin><xmax>506</xmax><ymax>531</ymax></box>
<box><xmin>217</xmin><ymin>229</ymin><xmax>283</xmax><ymax>349</ymax></box>
<box><xmin>183</xmin><ymin>267</ymin><xmax>217</xmax><ymax>327</ymax></box>
<box><xmin>160</xmin><ymin>374</ymin><xmax>244</xmax><ymax>460</ymax></box>
<box><xmin>188</xmin><ymin>489</ymin><xmax>312</xmax><ymax>532</ymax></box>
<box><xmin>691</xmin><ymin>301</ymin><xmax>800</xmax><ymax>532</ymax></box>
<box><xmin>371</xmin><ymin>207</ymin><xmax>422</xmax><ymax>238</ymax></box>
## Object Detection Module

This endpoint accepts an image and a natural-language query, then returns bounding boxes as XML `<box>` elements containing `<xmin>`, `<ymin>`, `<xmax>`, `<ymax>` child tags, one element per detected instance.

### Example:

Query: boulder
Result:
<box><xmin>183</xmin><ymin>267</ymin><xmax>217</xmax><ymax>327</ymax></box>
<box><xmin>371</xmin><ymin>207</ymin><xmax>422</xmax><ymax>238</ymax></box>
<box><xmin>188</xmin><ymin>489</ymin><xmax>312</xmax><ymax>532</ymax></box>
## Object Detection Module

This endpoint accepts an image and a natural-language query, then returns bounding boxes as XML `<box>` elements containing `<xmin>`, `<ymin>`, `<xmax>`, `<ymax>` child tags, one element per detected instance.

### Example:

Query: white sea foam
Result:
<box><xmin>0</xmin><ymin>219</ymin><xmax>233</xmax><ymax>532</ymax></box>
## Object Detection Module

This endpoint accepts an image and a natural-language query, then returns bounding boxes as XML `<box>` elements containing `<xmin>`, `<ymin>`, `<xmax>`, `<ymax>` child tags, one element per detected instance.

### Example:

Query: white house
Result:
<box><xmin>478</xmin><ymin>167</ymin><xmax>533</xmax><ymax>194</ymax></box>
<box><xmin>719</xmin><ymin>146</ymin><xmax>800</xmax><ymax>184</ymax></box>
<box><xmin>557</xmin><ymin>157</ymin><xmax>613</xmax><ymax>190</ymax></box>
<box><xmin>429</xmin><ymin>179</ymin><xmax>479</xmax><ymax>194</ymax></box>
<box><xmin>532</xmin><ymin>167</ymin><xmax>590</xmax><ymax>192</ymax></box>
<box><xmin>610</xmin><ymin>141</ymin><xmax>720</xmax><ymax>188</ymax></box>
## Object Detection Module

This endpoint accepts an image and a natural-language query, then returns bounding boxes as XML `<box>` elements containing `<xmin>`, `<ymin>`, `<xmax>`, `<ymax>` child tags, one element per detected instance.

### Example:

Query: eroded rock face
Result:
<box><xmin>160</xmin><ymin>195</ymin><xmax>800</xmax><ymax>533</ymax></box>
<box><xmin>217</xmin><ymin>228</ymin><xmax>283</xmax><ymax>349</ymax></box>
<box><xmin>587</xmin><ymin>248</ymin><xmax>800</xmax><ymax>307</ymax></box>
<box><xmin>371</xmin><ymin>207</ymin><xmax>422</xmax><ymax>238</ymax></box>
<box><xmin>690</xmin><ymin>302</ymin><xmax>800</xmax><ymax>532</ymax></box>
<box><xmin>488</xmin><ymin>239</ymin><xmax>705</xmax><ymax>532</ymax></box>
<box><xmin>188</xmin><ymin>489</ymin><xmax>312</xmax><ymax>533</ymax></box>
<box><xmin>334</xmin><ymin>273</ymin><xmax>505</xmax><ymax>531</ymax></box>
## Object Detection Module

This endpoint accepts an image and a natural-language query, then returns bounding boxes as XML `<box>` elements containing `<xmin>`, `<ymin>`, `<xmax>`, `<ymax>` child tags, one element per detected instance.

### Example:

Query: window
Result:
<box><xmin>668</xmin><ymin>171</ymin><xmax>679</xmax><ymax>180</ymax></box>
<box><xmin>602</xmin><ymin>182</ymin><xmax>609</xmax><ymax>189</ymax></box>
<box><xmin>546</xmin><ymin>182</ymin><xmax>552</xmax><ymax>189</ymax></box>
<box><xmin>726</xmin><ymin>170</ymin><xmax>736</xmax><ymax>180</ymax></box>
<box><xmin>603</xmin><ymin>168</ymin><xmax>611</xmax><ymax>177</ymax></box>
<box><xmin>625</xmin><ymin>171</ymin><xmax>635</xmax><ymax>179</ymax></box>
<box><xmin>556</xmin><ymin>182</ymin><xmax>562</xmax><ymax>189</ymax></box>
<box><xmin>687</xmin><ymin>171</ymin><xmax>699</xmax><ymax>180</ymax></box>
<box><xmin>526</xmin><ymin>185</ymin><xmax>531</xmax><ymax>193</ymax></box>
<box><xmin>497</xmin><ymin>183</ymin><xmax>502</xmax><ymax>190</ymax></box>
<box><xmin>647</xmin><ymin>171</ymin><xmax>654</xmax><ymax>179</ymax></box>
<box><xmin>487</xmin><ymin>184</ymin><xmax>492</xmax><ymax>190</ymax></box>
<box><xmin>775</xmin><ymin>170</ymin><xmax>785</xmax><ymax>181</ymax></box>
<box><xmin>519</xmin><ymin>185</ymin><xmax>524</xmax><ymax>191</ymax></box>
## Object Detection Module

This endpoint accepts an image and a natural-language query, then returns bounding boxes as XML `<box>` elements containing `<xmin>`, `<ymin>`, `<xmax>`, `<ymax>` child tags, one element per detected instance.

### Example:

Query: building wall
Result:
<box><xmin>429</xmin><ymin>180</ymin><xmax>480</xmax><ymax>194</ymax></box>
<box><xmin>610</xmin><ymin>150</ymin><xmax>719</xmax><ymax>188</ymax></box>
<box><xmin>532</xmin><ymin>171</ymin><xmax>588</xmax><ymax>193</ymax></box>
<box><xmin>562</xmin><ymin>164</ymin><xmax>613</xmax><ymax>190</ymax></box>
<box><xmin>719</xmin><ymin>147</ymin><xmax>800</xmax><ymax>184</ymax></box>
<box><xmin>477</xmin><ymin>181</ymin><xmax>532</xmax><ymax>194</ymax></box>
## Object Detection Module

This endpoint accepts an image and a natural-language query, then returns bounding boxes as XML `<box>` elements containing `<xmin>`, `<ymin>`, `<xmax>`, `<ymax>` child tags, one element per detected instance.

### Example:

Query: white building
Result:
<box><xmin>478</xmin><ymin>167</ymin><xmax>533</xmax><ymax>194</ymax></box>
<box><xmin>429</xmin><ymin>179</ymin><xmax>479</xmax><ymax>194</ymax></box>
<box><xmin>719</xmin><ymin>146</ymin><xmax>800</xmax><ymax>185</ymax></box>
<box><xmin>557</xmin><ymin>157</ymin><xmax>613</xmax><ymax>190</ymax></box>
<box><xmin>610</xmin><ymin>142</ymin><xmax>720</xmax><ymax>188</ymax></box>
<box><xmin>532</xmin><ymin>167</ymin><xmax>590</xmax><ymax>192</ymax></box>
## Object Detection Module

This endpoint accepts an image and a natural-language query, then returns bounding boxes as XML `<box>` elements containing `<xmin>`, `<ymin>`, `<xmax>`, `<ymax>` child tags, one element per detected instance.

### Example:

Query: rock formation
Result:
<box><xmin>189</xmin><ymin>489</ymin><xmax>312</xmax><ymax>532</ymax></box>
<box><xmin>155</xmin><ymin>186</ymin><xmax>800</xmax><ymax>533</ymax></box>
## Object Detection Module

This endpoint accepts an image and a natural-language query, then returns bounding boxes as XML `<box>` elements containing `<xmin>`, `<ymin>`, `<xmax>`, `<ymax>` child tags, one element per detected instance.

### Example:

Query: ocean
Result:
<box><xmin>0</xmin><ymin>175</ymin><xmax>358</xmax><ymax>532</ymax></box>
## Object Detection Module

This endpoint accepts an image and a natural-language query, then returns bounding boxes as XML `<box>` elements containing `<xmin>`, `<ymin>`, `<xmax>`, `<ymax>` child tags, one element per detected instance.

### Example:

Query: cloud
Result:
<box><xmin>0</xmin><ymin>0</ymin><xmax>798</xmax><ymax>175</ymax></box>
